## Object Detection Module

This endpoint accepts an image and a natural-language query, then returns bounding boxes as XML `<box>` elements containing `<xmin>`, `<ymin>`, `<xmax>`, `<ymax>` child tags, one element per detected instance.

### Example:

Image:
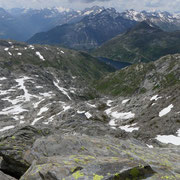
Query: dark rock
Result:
<box><xmin>0</xmin><ymin>170</ymin><xmax>17</xmax><ymax>180</ymax></box>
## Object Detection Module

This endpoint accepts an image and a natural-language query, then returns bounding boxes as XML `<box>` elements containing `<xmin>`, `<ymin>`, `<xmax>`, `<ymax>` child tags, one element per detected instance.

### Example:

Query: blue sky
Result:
<box><xmin>0</xmin><ymin>0</ymin><xmax>180</xmax><ymax>13</ymax></box>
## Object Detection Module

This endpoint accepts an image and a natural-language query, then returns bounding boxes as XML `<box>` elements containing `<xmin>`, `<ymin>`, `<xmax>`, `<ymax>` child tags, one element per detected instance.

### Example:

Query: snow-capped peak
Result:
<box><xmin>82</xmin><ymin>6</ymin><xmax>105</xmax><ymax>16</ymax></box>
<box><xmin>54</xmin><ymin>7</ymin><xmax>71</xmax><ymax>13</ymax></box>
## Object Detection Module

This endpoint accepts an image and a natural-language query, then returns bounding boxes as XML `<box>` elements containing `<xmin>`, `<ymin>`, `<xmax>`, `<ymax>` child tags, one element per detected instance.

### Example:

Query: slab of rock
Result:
<box><xmin>0</xmin><ymin>170</ymin><xmax>17</xmax><ymax>180</ymax></box>
<box><xmin>0</xmin><ymin>126</ymin><xmax>51</xmax><ymax>178</ymax></box>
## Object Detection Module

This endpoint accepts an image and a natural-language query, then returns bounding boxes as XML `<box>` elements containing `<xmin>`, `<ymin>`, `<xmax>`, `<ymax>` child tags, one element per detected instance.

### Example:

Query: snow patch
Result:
<box><xmin>77</xmin><ymin>110</ymin><xmax>85</xmax><ymax>114</ymax></box>
<box><xmin>150</xmin><ymin>95</ymin><xmax>162</xmax><ymax>101</ymax></box>
<box><xmin>159</xmin><ymin>104</ymin><xmax>173</xmax><ymax>117</ymax></box>
<box><xmin>53</xmin><ymin>78</ymin><xmax>71</xmax><ymax>100</ymax></box>
<box><xmin>107</xmin><ymin>100</ymin><xmax>113</xmax><ymax>106</ymax></box>
<box><xmin>0</xmin><ymin>104</ymin><xmax>28</xmax><ymax>115</ymax></box>
<box><xmin>33</xmin><ymin>99</ymin><xmax>45</xmax><ymax>108</ymax></box>
<box><xmin>31</xmin><ymin>117</ymin><xmax>43</xmax><ymax>126</ymax></box>
<box><xmin>0</xmin><ymin>77</ymin><xmax>7</xmax><ymax>81</ymax></box>
<box><xmin>4</xmin><ymin>48</ymin><xmax>9</xmax><ymax>51</ymax></box>
<box><xmin>87</xmin><ymin>103</ymin><xmax>96</xmax><ymax>108</ymax></box>
<box><xmin>63</xmin><ymin>105</ymin><xmax>71</xmax><ymax>111</ymax></box>
<box><xmin>17</xmin><ymin>52</ymin><xmax>22</xmax><ymax>56</ymax></box>
<box><xmin>20</xmin><ymin>121</ymin><xmax>25</xmax><ymax>124</ymax></box>
<box><xmin>146</xmin><ymin>144</ymin><xmax>153</xmax><ymax>148</ymax></box>
<box><xmin>39</xmin><ymin>92</ymin><xmax>54</xmax><ymax>98</ymax></box>
<box><xmin>36</xmin><ymin>51</ymin><xmax>45</xmax><ymax>61</ymax></box>
<box><xmin>109</xmin><ymin>119</ymin><xmax>116</xmax><ymax>126</ymax></box>
<box><xmin>85</xmin><ymin>112</ymin><xmax>92</xmax><ymax>119</ymax></box>
<box><xmin>8</xmin><ymin>52</ymin><xmax>12</xmax><ymax>56</ymax></box>
<box><xmin>122</xmin><ymin>99</ymin><xmax>130</xmax><ymax>104</ymax></box>
<box><xmin>37</xmin><ymin>107</ymin><xmax>49</xmax><ymax>116</ymax></box>
<box><xmin>119</xmin><ymin>124</ymin><xmax>139</xmax><ymax>132</ymax></box>
<box><xmin>36</xmin><ymin>86</ymin><xmax>43</xmax><ymax>89</ymax></box>
<box><xmin>0</xmin><ymin>125</ymin><xmax>15</xmax><ymax>132</ymax></box>
<box><xmin>29</xmin><ymin>45</ymin><xmax>35</xmax><ymax>49</ymax></box>
<box><xmin>15</xmin><ymin>77</ymin><xmax>32</xmax><ymax>102</ymax></box>
<box><xmin>156</xmin><ymin>135</ymin><xmax>180</xmax><ymax>146</ymax></box>
<box><xmin>111</xmin><ymin>111</ymin><xmax>135</xmax><ymax>120</ymax></box>
<box><xmin>105</xmin><ymin>107</ymin><xmax>112</xmax><ymax>115</ymax></box>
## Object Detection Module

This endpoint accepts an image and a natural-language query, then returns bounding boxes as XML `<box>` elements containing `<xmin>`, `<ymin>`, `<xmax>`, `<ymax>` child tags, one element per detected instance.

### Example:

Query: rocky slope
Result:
<box><xmin>0</xmin><ymin>40</ymin><xmax>179</xmax><ymax>179</ymax></box>
<box><xmin>93</xmin><ymin>21</ymin><xmax>180</xmax><ymax>63</ymax></box>
<box><xmin>95</xmin><ymin>53</ymin><xmax>180</xmax><ymax>144</ymax></box>
<box><xmin>96</xmin><ymin>53</ymin><xmax>180</xmax><ymax>96</ymax></box>
<box><xmin>0</xmin><ymin>39</ymin><xmax>114</xmax><ymax>136</ymax></box>
<box><xmin>27</xmin><ymin>8</ymin><xmax>136</xmax><ymax>50</ymax></box>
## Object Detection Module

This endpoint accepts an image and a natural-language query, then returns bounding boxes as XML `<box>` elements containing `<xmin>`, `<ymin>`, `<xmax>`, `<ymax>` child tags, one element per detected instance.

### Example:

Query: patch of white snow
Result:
<box><xmin>122</xmin><ymin>99</ymin><xmax>130</xmax><ymax>104</ymax></box>
<box><xmin>36</xmin><ymin>51</ymin><xmax>45</xmax><ymax>61</ymax></box>
<box><xmin>85</xmin><ymin>112</ymin><xmax>92</xmax><ymax>119</ymax></box>
<box><xmin>0</xmin><ymin>125</ymin><xmax>15</xmax><ymax>132</ymax></box>
<box><xmin>119</xmin><ymin>124</ymin><xmax>139</xmax><ymax>132</ymax></box>
<box><xmin>37</xmin><ymin>107</ymin><xmax>49</xmax><ymax>116</ymax></box>
<box><xmin>53</xmin><ymin>79</ymin><xmax>71</xmax><ymax>100</ymax></box>
<box><xmin>159</xmin><ymin>104</ymin><xmax>173</xmax><ymax>117</ymax></box>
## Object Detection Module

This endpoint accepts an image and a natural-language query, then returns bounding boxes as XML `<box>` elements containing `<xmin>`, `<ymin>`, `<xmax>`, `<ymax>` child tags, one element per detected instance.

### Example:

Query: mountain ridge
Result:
<box><xmin>93</xmin><ymin>21</ymin><xmax>180</xmax><ymax>63</ymax></box>
<box><xmin>27</xmin><ymin>8</ymin><xmax>137</xmax><ymax>50</ymax></box>
<box><xmin>0</xmin><ymin>6</ymin><xmax>180</xmax><ymax>42</ymax></box>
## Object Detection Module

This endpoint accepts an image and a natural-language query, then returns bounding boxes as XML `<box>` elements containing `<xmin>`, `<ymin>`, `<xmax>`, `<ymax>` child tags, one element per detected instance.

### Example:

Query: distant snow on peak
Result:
<box><xmin>82</xmin><ymin>6</ymin><xmax>104</xmax><ymax>16</ymax></box>
<box><xmin>84</xmin><ymin>10</ymin><xmax>94</xmax><ymax>15</ymax></box>
<box><xmin>121</xmin><ymin>9</ymin><xmax>180</xmax><ymax>23</ymax></box>
<box><xmin>54</xmin><ymin>7</ymin><xmax>71</xmax><ymax>13</ymax></box>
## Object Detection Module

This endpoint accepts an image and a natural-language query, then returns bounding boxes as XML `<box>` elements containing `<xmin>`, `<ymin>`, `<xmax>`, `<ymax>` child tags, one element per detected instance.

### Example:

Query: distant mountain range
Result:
<box><xmin>27</xmin><ymin>8</ymin><xmax>136</xmax><ymax>50</ymax></box>
<box><xmin>27</xmin><ymin>7</ymin><xmax>180</xmax><ymax>50</ymax></box>
<box><xmin>0</xmin><ymin>6</ymin><xmax>105</xmax><ymax>41</ymax></box>
<box><xmin>0</xmin><ymin>6</ymin><xmax>180</xmax><ymax>44</ymax></box>
<box><xmin>93</xmin><ymin>21</ymin><xmax>180</xmax><ymax>63</ymax></box>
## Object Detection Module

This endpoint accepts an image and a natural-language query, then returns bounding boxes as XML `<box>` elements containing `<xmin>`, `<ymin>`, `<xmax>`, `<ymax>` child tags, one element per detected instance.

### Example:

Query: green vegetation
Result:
<box><xmin>0</xmin><ymin>42</ymin><xmax>114</xmax><ymax>84</ymax></box>
<box><xmin>93</xmin><ymin>22</ymin><xmax>180</xmax><ymax>64</ymax></box>
<box><xmin>95</xmin><ymin>63</ymin><xmax>154</xmax><ymax>96</ymax></box>
<box><xmin>130</xmin><ymin>168</ymin><xmax>139</xmax><ymax>177</ymax></box>
<box><xmin>95</xmin><ymin>54</ymin><xmax>180</xmax><ymax>96</ymax></box>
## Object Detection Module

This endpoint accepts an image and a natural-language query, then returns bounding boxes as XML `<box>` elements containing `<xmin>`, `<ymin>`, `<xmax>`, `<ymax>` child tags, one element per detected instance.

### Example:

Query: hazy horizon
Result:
<box><xmin>0</xmin><ymin>0</ymin><xmax>179</xmax><ymax>13</ymax></box>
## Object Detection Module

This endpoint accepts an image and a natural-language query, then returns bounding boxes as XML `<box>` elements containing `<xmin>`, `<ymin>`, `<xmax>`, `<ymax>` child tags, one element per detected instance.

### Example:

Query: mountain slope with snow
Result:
<box><xmin>121</xmin><ymin>9</ymin><xmax>180</xmax><ymax>31</ymax></box>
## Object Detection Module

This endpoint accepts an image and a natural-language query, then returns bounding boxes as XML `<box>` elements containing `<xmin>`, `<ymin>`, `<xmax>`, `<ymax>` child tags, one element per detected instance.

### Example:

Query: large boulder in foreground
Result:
<box><xmin>0</xmin><ymin>126</ymin><xmax>51</xmax><ymax>179</ymax></box>
<box><xmin>0</xmin><ymin>126</ymin><xmax>180</xmax><ymax>179</ymax></box>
